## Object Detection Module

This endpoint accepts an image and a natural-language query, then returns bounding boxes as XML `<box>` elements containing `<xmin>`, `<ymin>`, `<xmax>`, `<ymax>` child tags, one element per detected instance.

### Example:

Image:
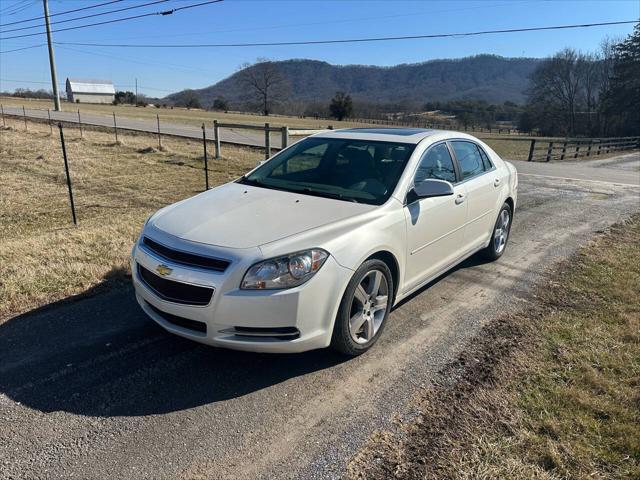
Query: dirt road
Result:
<box><xmin>1</xmin><ymin>155</ymin><xmax>638</xmax><ymax>479</ymax></box>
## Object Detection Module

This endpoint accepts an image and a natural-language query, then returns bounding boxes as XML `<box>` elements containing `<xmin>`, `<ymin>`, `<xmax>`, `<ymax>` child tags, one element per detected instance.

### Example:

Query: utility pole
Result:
<box><xmin>135</xmin><ymin>78</ymin><xmax>138</xmax><ymax>105</ymax></box>
<box><xmin>43</xmin><ymin>0</ymin><xmax>61</xmax><ymax>111</ymax></box>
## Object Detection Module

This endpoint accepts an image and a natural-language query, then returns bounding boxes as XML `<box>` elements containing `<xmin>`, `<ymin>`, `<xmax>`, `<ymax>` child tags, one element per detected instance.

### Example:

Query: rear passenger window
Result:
<box><xmin>477</xmin><ymin>145</ymin><xmax>493</xmax><ymax>170</ymax></box>
<box><xmin>414</xmin><ymin>143</ymin><xmax>456</xmax><ymax>184</ymax></box>
<box><xmin>451</xmin><ymin>141</ymin><xmax>486</xmax><ymax>179</ymax></box>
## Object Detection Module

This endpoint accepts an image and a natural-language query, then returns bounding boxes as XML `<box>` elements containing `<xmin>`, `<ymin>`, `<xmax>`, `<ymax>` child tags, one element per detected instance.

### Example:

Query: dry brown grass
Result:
<box><xmin>0</xmin><ymin>116</ymin><xmax>261</xmax><ymax>321</ymax></box>
<box><xmin>346</xmin><ymin>216</ymin><xmax>640</xmax><ymax>479</ymax></box>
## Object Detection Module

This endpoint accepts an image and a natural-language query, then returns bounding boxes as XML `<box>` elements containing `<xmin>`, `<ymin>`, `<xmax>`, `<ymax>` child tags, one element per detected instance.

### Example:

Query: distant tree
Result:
<box><xmin>114</xmin><ymin>91</ymin><xmax>136</xmax><ymax>105</ymax></box>
<box><xmin>601</xmin><ymin>24</ymin><xmax>640</xmax><ymax>136</ymax></box>
<box><xmin>237</xmin><ymin>59</ymin><xmax>289</xmax><ymax>116</ymax></box>
<box><xmin>136</xmin><ymin>94</ymin><xmax>149</xmax><ymax>107</ymax></box>
<box><xmin>457</xmin><ymin>111</ymin><xmax>473</xmax><ymax>129</ymax></box>
<box><xmin>181</xmin><ymin>90</ymin><xmax>202</xmax><ymax>109</ymax></box>
<box><xmin>329</xmin><ymin>91</ymin><xmax>353</xmax><ymax>121</ymax></box>
<box><xmin>522</xmin><ymin>48</ymin><xmax>607</xmax><ymax>136</ymax></box>
<box><xmin>211</xmin><ymin>97</ymin><xmax>228</xmax><ymax>111</ymax></box>
<box><xmin>11</xmin><ymin>88</ymin><xmax>53</xmax><ymax>99</ymax></box>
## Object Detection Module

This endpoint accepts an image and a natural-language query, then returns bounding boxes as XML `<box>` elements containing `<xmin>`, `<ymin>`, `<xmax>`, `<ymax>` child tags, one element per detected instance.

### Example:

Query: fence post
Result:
<box><xmin>23</xmin><ymin>105</ymin><xmax>27</xmax><ymax>130</ymax></box>
<box><xmin>213</xmin><ymin>119</ymin><xmax>220</xmax><ymax>159</ymax></box>
<box><xmin>597</xmin><ymin>142</ymin><xmax>602</xmax><ymax>155</ymax></box>
<box><xmin>587</xmin><ymin>140</ymin><xmax>593</xmax><ymax>157</ymax></box>
<box><xmin>546</xmin><ymin>141</ymin><xmax>554</xmax><ymax>162</ymax></box>
<box><xmin>77</xmin><ymin>109</ymin><xmax>83</xmax><ymax>138</ymax></box>
<box><xmin>281</xmin><ymin>125</ymin><xmax>289</xmax><ymax>149</ymax></box>
<box><xmin>47</xmin><ymin>108</ymin><xmax>52</xmax><ymax>134</ymax></box>
<box><xmin>560</xmin><ymin>141</ymin><xmax>567</xmax><ymax>160</ymax></box>
<box><xmin>58</xmin><ymin>123</ymin><xmax>77</xmax><ymax>225</ymax></box>
<box><xmin>264</xmin><ymin>123</ymin><xmax>271</xmax><ymax>160</ymax></box>
<box><xmin>0</xmin><ymin>104</ymin><xmax>4</xmax><ymax>127</ymax></box>
<box><xmin>574</xmin><ymin>141</ymin><xmax>580</xmax><ymax>159</ymax></box>
<box><xmin>527</xmin><ymin>139</ymin><xmax>536</xmax><ymax>162</ymax></box>
<box><xmin>156</xmin><ymin>114</ymin><xmax>162</xmax><ymax>149</ymax></box>
<box><xmin>112</xmin><ymin>112</ymin><xmax>118</xmax><ymax>143</ymax></box>
<box><xmin>201</xmin><ymin>123</ymin><xmax>209</xmax><ymax>191</ymax></box>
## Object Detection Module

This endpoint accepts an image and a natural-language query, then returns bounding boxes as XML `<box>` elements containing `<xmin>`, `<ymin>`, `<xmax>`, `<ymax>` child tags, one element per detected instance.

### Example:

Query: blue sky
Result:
<box><xmin>0</xmin><ymin>0</ymin><xmax>638</xmax><ymax>97</ymax></box>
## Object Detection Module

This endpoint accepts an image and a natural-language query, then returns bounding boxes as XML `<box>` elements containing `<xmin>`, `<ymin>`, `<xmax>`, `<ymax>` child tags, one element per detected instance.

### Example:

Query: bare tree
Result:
<box><xmin>527</xmin><ymin>49</ymin><xmax>583</xmax><ymax>135</ymax></box>
<box><xmin>577</xmin><ymin>52</ymin><xmax>601</xmax><ymax>135</ymax></box>
<box><xmin>599</xmin><ymin>36</ymin><xmax>622</xmax><ymax>97</ymax></box>
<box><xmin>237</xmin><ymin>59</ymin><xmax>289</xmax><ymax>116</ymax></box>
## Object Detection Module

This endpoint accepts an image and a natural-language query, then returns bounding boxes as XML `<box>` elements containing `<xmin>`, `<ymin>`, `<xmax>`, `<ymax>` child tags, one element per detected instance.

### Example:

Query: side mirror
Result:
<box><xmin>407</xmin><ymin>179</ymin><xmax>454</xmax><ymax>204</ymax></box>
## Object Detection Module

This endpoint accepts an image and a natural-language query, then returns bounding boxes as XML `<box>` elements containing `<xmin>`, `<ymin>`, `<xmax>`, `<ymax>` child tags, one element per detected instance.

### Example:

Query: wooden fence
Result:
<box><xmin>527</xmin><ymin>136</ymin><xmax>640</xmax><ymax>162</ymax></box>
<box><xmin>210</xmin><ymin>121</ymin><xmax>331</xmax><ymax>159</ymax></box>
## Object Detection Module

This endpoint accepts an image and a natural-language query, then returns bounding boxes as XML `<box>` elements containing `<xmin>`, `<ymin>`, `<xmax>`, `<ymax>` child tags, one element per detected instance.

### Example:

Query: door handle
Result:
<box><xmin>455</xmin><ymin>193</ymin><xmax>466</xmax><ymax>205</ymax></box>
<box><xmin>494</xmin><ymin>178</ymin><xmax>501</xmax><ymax>187</ymax></box>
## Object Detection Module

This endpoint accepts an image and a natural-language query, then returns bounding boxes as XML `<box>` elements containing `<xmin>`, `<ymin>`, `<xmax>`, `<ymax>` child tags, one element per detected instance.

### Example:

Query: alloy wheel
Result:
<box><xmin>494</xmin><ymin>208</ymin><xmax>510</xmax><ymax>254</ymax></box>
<box><xmin>348</xmin><ymin>270</ymin><xmax>389</xmax><ymax>344</ymax></box>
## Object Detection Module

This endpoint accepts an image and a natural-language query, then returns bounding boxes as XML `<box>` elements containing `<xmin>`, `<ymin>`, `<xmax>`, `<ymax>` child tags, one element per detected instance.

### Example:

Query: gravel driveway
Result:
<box><xmin>1</xmin><ymin>154</ymin><xmax>638</xmax><ymax>479</ymax></box>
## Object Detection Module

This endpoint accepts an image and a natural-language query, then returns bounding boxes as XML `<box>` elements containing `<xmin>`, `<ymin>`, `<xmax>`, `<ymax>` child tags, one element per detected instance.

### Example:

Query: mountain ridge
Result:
<box><xmin>166</xmin><ymin>54</ymin><xmax>541</xmax><ymax>108</ymax></box>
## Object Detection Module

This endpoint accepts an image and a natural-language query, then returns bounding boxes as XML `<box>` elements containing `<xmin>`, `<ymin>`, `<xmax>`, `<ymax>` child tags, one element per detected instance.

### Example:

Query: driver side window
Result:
<box><xmin>414</xmin><ymin>143</ymin><xmax>456</xmax><ymax>184</ymax></box>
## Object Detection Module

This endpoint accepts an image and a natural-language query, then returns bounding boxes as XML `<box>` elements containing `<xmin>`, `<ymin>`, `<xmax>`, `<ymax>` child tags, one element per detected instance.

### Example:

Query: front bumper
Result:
<box><xmin>131</xmin><ymin>237</ymin><xmax>353</xmax><ymax>353</ymax></box>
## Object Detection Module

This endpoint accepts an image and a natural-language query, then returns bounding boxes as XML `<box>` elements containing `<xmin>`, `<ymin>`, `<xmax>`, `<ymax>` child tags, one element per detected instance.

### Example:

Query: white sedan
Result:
<box><xmin>131</xmin><ymin>128</ymin><xmax>517</xmax><ymax>355</ymax></box>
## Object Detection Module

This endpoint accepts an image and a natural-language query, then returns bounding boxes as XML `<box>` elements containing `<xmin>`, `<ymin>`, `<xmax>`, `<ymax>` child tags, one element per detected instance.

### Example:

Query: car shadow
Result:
<box><xmin>0</xmin><ymin>271</ymin><xmax>346</xmax><ymax>418</ymax></box>
<box><xmin>392</xmin><ymin>252</ymin><xmax>495</xmax><ymax>309</ymax></box>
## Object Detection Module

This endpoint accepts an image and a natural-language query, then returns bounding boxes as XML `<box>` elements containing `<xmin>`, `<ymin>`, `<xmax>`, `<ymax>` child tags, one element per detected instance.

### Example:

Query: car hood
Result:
<box><xmin>149</xmin><ymin>182</ymin><xmax>376</xmax><ymax>249</ymax></box>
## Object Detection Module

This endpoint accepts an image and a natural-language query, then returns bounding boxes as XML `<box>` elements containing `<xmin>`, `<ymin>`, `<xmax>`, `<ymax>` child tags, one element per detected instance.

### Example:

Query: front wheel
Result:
<box><xmin>481</xmin><ymin>203</ymin><xmax>512</xmax><ymax>261</ymax></box>
<box><xmin>331</xmin><ymin>259</ymin><xmax>393</xmax><ymax>356</ymax></box>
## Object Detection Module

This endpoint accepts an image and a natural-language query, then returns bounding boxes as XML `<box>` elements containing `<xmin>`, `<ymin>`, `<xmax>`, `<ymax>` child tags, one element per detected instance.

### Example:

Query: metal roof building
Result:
<box><xmin>65</xmin><ymin>78</ymin><xmax>116</xmax><ymax>104</ymax></box>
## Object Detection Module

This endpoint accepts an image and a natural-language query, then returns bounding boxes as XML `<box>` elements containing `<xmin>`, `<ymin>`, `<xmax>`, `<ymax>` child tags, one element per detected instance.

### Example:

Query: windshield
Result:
<box><xmin>239</xmin><ymin>137</ymin><xmax>416</xmax><ymax>205</ymax></box>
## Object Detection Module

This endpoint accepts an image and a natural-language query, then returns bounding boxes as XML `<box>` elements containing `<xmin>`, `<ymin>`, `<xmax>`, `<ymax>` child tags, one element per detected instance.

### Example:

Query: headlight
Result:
<box><xmin>241</xmin><ymin>249</ymin><xmax>329</xmax><ymax>290</ymax></box>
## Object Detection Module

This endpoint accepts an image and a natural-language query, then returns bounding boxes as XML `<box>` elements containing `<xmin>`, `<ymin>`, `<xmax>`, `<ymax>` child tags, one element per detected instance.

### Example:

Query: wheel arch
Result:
<box><xmin>504</xmin><ymin>196</ymin><xmax>515</xmax><ymax>219</ymax></box>
<box><xmin>366</xmin><ymin>250</ymin><xmax>400</xmax><ymax>304</ymax></box>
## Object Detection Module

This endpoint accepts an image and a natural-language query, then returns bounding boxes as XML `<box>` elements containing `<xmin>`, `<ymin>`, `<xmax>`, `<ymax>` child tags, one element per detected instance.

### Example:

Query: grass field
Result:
<box><xmin>347</xmin><ymin>216</ymin><xmax>640</xmax><ymax>479</ymax></box>
<box><xmin>0</xmin><ymin>96</ymin><xmax>539</xmax><ymax>160</ymax></box>
<box><xmin>0</xmin><ymin>116</ymin><xmax>261</xmax><ymax>321</ymax></box>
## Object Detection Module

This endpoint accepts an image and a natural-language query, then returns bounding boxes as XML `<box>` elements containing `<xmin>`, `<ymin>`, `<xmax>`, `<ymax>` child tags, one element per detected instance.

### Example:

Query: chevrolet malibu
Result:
<box><xmin>132</xmin><ymin>128</ymin><xmax>517</xmax><ymax>355</ymax></box>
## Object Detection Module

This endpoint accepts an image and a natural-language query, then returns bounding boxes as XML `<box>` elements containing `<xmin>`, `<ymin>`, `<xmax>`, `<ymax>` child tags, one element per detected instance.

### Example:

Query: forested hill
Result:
<box><xmin>166</xmin><ymin>55</ymin><xmax>540</xmax><ymax>107</ymax></box>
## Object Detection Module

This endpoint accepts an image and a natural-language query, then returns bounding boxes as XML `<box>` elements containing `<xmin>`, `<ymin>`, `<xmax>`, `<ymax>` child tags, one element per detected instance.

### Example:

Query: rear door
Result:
<box><xmin>449</xmin><ymin>141</ymin><xmax>498</xmax><ymax>252</ymax></box>
<box><xmin>403</xmin><ymin>142</ymin><xmax>467</xmax><ymax>292</ymax></box>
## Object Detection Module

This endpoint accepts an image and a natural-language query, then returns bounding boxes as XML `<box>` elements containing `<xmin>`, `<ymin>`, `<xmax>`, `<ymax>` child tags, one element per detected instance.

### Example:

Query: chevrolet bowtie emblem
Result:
<box><xmin>156</xmin><ymin>264</ymin><xmax>173</xmax><ymax>276</ymax></box>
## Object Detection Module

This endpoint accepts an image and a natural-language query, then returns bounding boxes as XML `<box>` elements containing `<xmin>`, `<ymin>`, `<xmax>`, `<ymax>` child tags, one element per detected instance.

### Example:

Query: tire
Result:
<box><xmin>331</xmin><ymin>259</ymin><xmax>393</xmax><ymax>356</ymax></box>
<box><xmin>481</xmin><ymin>202</ymin><xmax>512</xmax><ymax>261</ymax></box>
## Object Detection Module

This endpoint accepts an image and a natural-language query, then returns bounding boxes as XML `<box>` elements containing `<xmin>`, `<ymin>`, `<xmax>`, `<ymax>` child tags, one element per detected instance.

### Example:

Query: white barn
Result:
<box><xmin>65</xmin><ymin>78</ymin><xmax>115</xmax><ymax>104</ymax></box>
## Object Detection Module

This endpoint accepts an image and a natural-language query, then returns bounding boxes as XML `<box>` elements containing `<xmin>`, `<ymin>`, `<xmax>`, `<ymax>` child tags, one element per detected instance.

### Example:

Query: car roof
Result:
<box><xmin>312</xmin><ymin>127</ymin><xmax>466</xmax><ymax>144</ymax></box>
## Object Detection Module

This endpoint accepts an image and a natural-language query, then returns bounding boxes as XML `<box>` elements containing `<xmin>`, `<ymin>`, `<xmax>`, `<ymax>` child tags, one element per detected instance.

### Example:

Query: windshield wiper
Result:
<box><xmin>297</xmin><ymin>188</ymin><xmax>359</xmax><ymax>203</ymax></box>
<box><xmin>238</xmin><ymin>175</ymin><xmax>260</xmax><ymax>186</ymax></box>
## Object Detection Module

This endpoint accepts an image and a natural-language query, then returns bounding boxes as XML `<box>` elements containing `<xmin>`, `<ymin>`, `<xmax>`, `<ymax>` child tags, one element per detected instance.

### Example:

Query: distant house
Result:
<box><xmin>65</xmin><ymin>78</ymin><xmax>115</xmax><ymax>104</ymax></box>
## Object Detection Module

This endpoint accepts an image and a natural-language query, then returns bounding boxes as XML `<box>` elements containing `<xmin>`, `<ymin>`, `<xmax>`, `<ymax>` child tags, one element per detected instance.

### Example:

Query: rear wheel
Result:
<box><xmin>331</xmin><ymin>259</ymin><xmax>393</xmax><ymax>356</ymax></box>
<box><xmin>482</xmin><ymin>203</ymin><xmax>512</xmax><ymax>261</ymax></box>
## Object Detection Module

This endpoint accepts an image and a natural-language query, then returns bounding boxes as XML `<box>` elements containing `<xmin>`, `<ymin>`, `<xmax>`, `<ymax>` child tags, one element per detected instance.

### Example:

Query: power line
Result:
<box><xmin>56</xmin><ymin>44</ymin><xmax>219</xmax><ymax>78</ymax></box>
<box><xmin>0</xmin><ymin>0</ymin><xmax>123</xmax><ymax>27</ymax></box>
<box><xmin>53</xmin><ymin>20</ymin><xmax>639</xmax><ymax>49</ymax></box>
<box><xmin>0</xmin><ymin>0</ymin><xmax>223</xmax><ymax>40</ymax></box>
<box><xmin>0</xmin><ymin>0</ymin><xmax>170</xmax><ymax>34</ymax></box>
<box><xmin>0</xmin><ymin>77</ymin><xmax>171</xmax><ymax>93</ymax></box>
<box><xmin>74</xmin><ymin>1</ymin><xmax>523</xmax><ymax>42</ymax></box>
<box><xmin>0</xmin><ymin>0</ymin><xmax>36</xmax><ymax>16</ymax></box>
<box><xmin>0</xmin><ymin>43</ymin><xmax>45</xmax><ymax>53</ymax></box>
<box><xmin>0</xmin><ymin>77</ymin><xmax>63</xmax><ymax>86</ymax></box>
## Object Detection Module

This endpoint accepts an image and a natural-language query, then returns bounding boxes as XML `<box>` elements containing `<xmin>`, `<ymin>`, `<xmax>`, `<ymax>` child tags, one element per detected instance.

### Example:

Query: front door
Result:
<box><xmin>403</xmin><ymin>142</ymin><xmax>468</xmax><ymax>292</ymax></box>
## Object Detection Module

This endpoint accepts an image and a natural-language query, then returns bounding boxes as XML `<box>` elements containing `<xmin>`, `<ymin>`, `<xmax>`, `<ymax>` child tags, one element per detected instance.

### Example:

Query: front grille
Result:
<box><xmin>138</xmin><ymin>264</ymin><xmax>214</xmax><ymax>306</ymax></box>
<box><xmin>146</xmin><ymin>301</ymin><xmax>207</xmax><ymax>334</ymax></box>
<box><xmin>142</xmin><ymin>236</ymin><xmax>230</xmax><ymax>272</ymax></box>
